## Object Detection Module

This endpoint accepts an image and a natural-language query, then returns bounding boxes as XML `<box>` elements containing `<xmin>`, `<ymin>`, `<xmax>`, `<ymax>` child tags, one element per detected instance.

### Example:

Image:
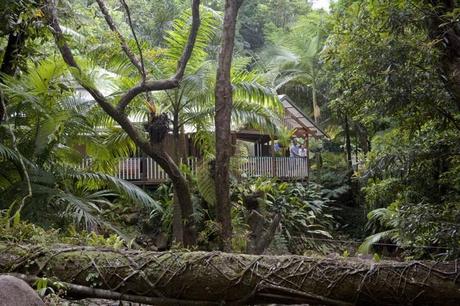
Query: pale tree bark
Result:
<box><xmin>214</xmin><ymin>0</ymin><xmax>244</xmax><ymax>252</ymax></box>
<box><xmin>1</xmin><ymin>243</ymin><xmax>459</xmax><ymax>306</ymax></box>
<box><xmin>43</xmin><ymin>0</ymin><xmax>201</xmax><ymax>246</ymax></box>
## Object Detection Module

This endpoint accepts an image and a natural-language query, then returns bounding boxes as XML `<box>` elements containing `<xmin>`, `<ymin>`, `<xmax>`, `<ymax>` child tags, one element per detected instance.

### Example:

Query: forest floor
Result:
<box><xmin>45</xmin><ymin>298</ymin><xmax>126</xmax><ymax>306</ymax></box>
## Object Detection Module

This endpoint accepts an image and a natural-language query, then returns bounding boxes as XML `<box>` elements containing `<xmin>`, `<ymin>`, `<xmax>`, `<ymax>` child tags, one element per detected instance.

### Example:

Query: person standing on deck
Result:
<box><xmin>290</xmin><ymin>141</ymin><xmax>300</xmax><ymax>158</ymax></box>
<box><xmin>274</xmin><ymin>142</ymin><xmax>281</xmax><ymax>154</ymax></box>
<box><xmin>298</xmin><ymin>144</ymin><xmax>307</xmax><ymax>158</ymax></box>
<box><xmin>289</xmin><ymin>141</ymin><xmax>300</xmax><ymax>176</ymax></box>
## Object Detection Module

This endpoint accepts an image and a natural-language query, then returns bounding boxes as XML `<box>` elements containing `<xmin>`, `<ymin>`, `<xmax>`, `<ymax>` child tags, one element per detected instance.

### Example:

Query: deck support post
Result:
<box><xmin>306</xmin><ymin>133</ymin><xmax>310</xmax><ymax>181</ymax></box>
<box><xmin>271</xmin><ymin>136</ymin><xmax>276</xmax><ymax>177</ymax></box>
<box><xmin>141</xmin><ymin>153</ymin><xmax>147</xmax><ymax>183</ymax></box>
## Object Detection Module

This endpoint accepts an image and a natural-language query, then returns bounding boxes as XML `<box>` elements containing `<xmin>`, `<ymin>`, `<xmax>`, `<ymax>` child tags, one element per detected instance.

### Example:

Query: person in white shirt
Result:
<box><xmin>298</xmin><ymin>144</ymin><xmax>307</xmax><ymax>158</ymax></box>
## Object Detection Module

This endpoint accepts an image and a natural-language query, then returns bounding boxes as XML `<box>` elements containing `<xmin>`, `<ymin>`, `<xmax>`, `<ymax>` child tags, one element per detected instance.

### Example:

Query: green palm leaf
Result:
<box><xmin>163</xmin><ymin>7</ymin><xmax>220</xmax><ymax>75</ymax></box>
<box><xmin>358</xmin><ymin>229</ymin><xmax>399</xmax><ymax>254</ymax></box>
<box><xmin>0</xmin><ymin>143</ymin><xmax>27</xmax><ymax>165</ymax></box>
<box><xmin>65</xmin><ymin>170</ymin><xmax>161</xmax><ymax>212</ymax></box>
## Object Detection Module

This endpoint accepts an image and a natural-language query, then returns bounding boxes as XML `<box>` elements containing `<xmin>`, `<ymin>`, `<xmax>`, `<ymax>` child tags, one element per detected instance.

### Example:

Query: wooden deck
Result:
<box><xmin>82</xmin><ymin>157</ymin><xmax>308</xmax><ymax>184</ymax></box>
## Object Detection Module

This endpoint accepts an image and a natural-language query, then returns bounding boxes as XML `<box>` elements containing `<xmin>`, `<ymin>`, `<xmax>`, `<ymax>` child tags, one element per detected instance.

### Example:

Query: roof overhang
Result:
<box><xmin>279</xmin><ymin>95</ymin><xmax>328</xmax><ymax>139</ymax></box>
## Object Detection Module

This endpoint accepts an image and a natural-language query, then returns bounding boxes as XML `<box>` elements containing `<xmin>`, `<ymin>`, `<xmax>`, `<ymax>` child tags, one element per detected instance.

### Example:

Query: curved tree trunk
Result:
<box><xmin>43</xmin><ymin>0</ymin><xmax>200</xmax><ymax>247</ymax></box>
<box><xmin>1</xmin><ymin>243</ymin><xmax>459</xmax><ymax>306</ymax></box>
<box><xmin>148</xmin><ymin>148</ymin><xmax>197</xmax><ymax>246</ymax></box>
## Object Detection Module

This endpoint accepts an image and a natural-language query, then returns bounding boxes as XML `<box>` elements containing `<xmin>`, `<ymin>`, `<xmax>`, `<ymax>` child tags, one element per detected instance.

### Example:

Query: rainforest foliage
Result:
<box><xmin>0</xmin><ymin>0</ymin><xmax>459</xmax><ymax>271</ymax></box>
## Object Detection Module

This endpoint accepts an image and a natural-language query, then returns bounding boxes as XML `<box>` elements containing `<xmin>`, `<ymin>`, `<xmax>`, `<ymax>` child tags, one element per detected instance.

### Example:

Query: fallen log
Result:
<box><xmin>0</xmin><ymin>243</ymin><xmax>459</xmax><ymax>305</ymax></box>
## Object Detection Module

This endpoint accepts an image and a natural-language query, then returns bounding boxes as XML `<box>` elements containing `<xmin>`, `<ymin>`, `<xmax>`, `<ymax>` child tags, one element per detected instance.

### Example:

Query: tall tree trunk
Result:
<box><xmin>312</xmin><ymin>80</ymin><xmax>320</xmax><ymax>123</ymax></box>
<box><xmin>214</xmin><ymin>0</ymin><xmax>244</xmax><ymax>251</ymax></box>
<box><xmin>344</xmin><ymin>114</ymin><xmax>353</xmax><ymax>170</ymax></box>
<box><xmin>355</xmin><ymin>123</ymin><xmax>369</xmax><ymax>154</ymax></box>
<box><xmin>172</xmin><ymin>112</ymin><xmax>184</xmax><ymax>244</ymax></box>
<box><xmin>1</xmin><ymin>243</ymin><xmax>460</xmax><ymax>306</ymax></box>
<box><xmin>0</xmin><ymin>28</ymin><xmax>27</xmax><ymax>123</ymax></box>
<box><xmin>151</xmin><ymin>148</ymin><xmax>196</xmax><ymax>246</ymax></box>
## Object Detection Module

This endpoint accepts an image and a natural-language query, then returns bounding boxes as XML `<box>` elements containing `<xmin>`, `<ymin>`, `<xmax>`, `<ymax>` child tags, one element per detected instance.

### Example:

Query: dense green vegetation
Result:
<box><xmin>324</xmin><ymin>0</ymin><xmax>460</xmax><ymax>259</ymax></box>
<box><xmin>0</xmin><ymin>0</ymin><xmax>459</xmax><ymax>280</ymax></box>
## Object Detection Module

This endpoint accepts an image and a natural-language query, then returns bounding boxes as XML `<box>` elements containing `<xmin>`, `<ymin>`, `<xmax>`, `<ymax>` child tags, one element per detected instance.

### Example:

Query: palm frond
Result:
<box><xmin>163</xmin><ymin>7</ymin><xmax>220</xmax><ymax>75</ymax></box>
<box><xmin>233</xmin><ymin>81</ymin><xmax>282</xmax><ymax>113</ymax></box>
<box><xmin>65</xmin><ymin>170</ymin><xmax>161</xmax><ymax>212</ymax></box>
<box><xmin>0</xmin><ymin>142</ymin><xmax>36</xmax><ymax>169</ymax></box>
<box><xmin>53</xmin><ymin>190</ymin><xmax>105</xmax><ymax>230</ymax></box>
<box><xmin>358</xmin><ymin>229</ymin><xmax>399</xmax><ymax>254</ymax></box>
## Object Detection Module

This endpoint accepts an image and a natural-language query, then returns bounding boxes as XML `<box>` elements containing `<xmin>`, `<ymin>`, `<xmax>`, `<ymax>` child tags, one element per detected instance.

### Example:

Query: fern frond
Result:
<box><xmin>196</xmin><ymin>160</ymin><xmax>216</xmax><ymax>206</ymax></box>
<box><xmin>0</xmin><ymin>142</ymin><xmax>36</xmax><ymax>169</ymax></box>
<box><xmin>358</xmin><ymin>229</ymin><xmax>399</xmax><ymax>254</ymax></box>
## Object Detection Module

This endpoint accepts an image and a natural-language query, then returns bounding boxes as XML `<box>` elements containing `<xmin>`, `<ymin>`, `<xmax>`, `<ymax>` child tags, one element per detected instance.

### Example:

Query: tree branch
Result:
<box><xmin>116</xmin><ymin>0</ymin><xmax>201</xmax><ymax>112</ymax></box>
<box><xmin>173</xmin><ymin>0</ymin><xmax>201</xmax><ymax>81</ymax></box>
<box><xmin>119</xmin><ymin>0</ymin><xmax>146</xmax><ymax>82</ymax></box>
<box><xmin>44</xmin><ymin>0</ymin><xmax>148</xmax><ymax>152</ymax></box>
<box><xmin>116</xmin><ymin>79</ymin><xmax>180</xmax><ymax>111</ymax></box>
<box><xmin>7</xmin><ymin>273</ymin><xmax>217</xmax><ymax>306</ymax></box>
<box><xmin>95</xmin><ymin>0</ymin><xmax>144</xmax><ymax>79</ymax></box>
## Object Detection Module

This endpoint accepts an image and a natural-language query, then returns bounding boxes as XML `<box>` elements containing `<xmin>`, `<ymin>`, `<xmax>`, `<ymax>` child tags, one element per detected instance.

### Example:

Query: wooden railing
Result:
<box><xmin>237</xmin><ymin>156</ymin><xmax>308</xmax><ymax>179</ymax></box>
<box><xmin>117</xmin><ymin>157</ymin><xmax>197</xmax><ymax>182</ymax></box>
<box><xmin>81</xmin><ymin>156</ymin><xmax>307</xmax><ymax>183</ymax></box>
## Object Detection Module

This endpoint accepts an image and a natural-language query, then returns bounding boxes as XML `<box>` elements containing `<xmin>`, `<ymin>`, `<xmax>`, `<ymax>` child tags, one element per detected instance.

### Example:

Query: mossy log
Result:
<box><xmin>0</xmin><ymin>243</ymin><xmax>459</xmax><ymax>305</ymax></box>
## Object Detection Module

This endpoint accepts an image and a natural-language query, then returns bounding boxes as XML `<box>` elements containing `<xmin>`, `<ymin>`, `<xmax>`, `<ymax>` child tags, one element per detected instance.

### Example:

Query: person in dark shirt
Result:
<box><xmin>289</xmin><ymin>141</ymin><xmax>300</xmax><ymax>176</ymax></box>
<box><xmin>290</xmin><ymin>141</ymin><xmax>300</xmax><ymax>157</ymax></box>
